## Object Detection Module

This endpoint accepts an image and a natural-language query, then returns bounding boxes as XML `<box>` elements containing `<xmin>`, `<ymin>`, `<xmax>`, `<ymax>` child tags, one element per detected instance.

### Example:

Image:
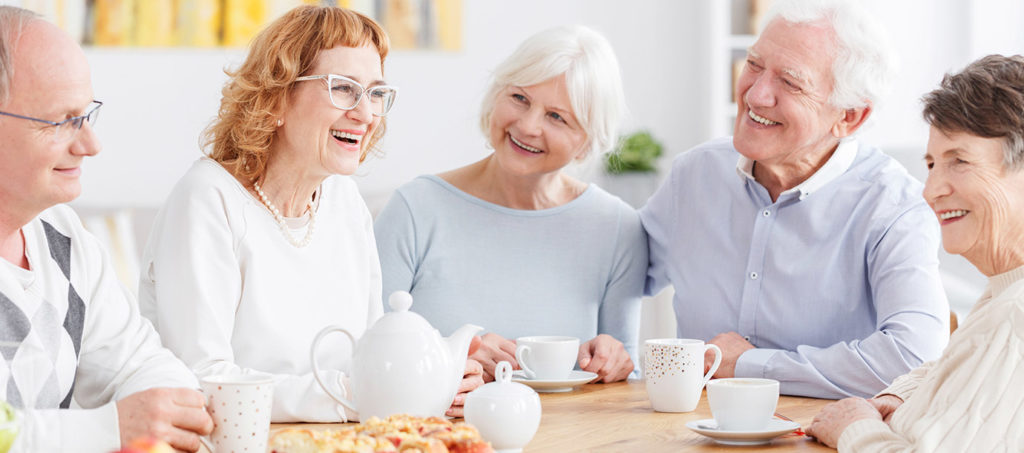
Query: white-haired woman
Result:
<box><xmin>807</xmin><ymin>54</ymin><xmax>1024</xmax><ymax>450</ymax></box>
<box><xmin>374</xmin><ymin>26</ymin><xmax>645</xmax><ymax>384</ymax></box>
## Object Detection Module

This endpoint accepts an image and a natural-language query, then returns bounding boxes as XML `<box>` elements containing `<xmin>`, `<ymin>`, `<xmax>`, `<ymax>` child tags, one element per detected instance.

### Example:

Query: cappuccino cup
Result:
<box><xmin>706</xmin><ymin>378</ymin><xmax>779</xmax><ymax>431</ymax></box>
<box><xmin>515</xmin><ymin>336</ymin><xmax>579</xmax><ymax>380</ymax></box>
<box><xmin>643</xmin><ymin>338</ymin><xmax>721</xmax><ymax>412</ymax></box>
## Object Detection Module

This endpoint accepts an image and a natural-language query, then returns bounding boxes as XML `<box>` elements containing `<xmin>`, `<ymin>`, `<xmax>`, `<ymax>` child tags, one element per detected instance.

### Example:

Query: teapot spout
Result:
<box><xmin>447</xmin><ymin>324</ymin><xmax>484</xmax><ymax>378</ymax></box>
<box><xmin>448</xmin><ymin>321</ymin><xmax>483</xmax><ymax>364</ymax></box>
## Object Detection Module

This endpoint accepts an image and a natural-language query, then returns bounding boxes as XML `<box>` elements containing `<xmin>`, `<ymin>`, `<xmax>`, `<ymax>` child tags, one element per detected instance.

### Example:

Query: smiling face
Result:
<box><xmin>487</xmin><ymin>74</ymin><xmax>588</xmax><ymax>179</ymax></box>
<box><xmin>733</xmin><ymin>19</ymin><xmax>858</xmax><ymax>172</ymax></box>
<box><xmin>0</xmin><ymin>21</ymin><xmax>100</xmax><ymax>218</ymax></box>
<box><xmin>924</xmin><ymin>127</ymin><xmax>1024</xmax><ymax>275</ymax></box>
<box><xmin>274</xmin><ymin>44</ymin><xmax>383</xmax><ymax>177</ymax></box>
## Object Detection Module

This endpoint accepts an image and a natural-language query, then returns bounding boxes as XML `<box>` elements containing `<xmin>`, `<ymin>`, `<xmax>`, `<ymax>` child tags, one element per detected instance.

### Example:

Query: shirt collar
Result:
<box><xmin>735</xmin><ymin>138</ymin><xmax>859</xmax><ymax>201</ymax></box>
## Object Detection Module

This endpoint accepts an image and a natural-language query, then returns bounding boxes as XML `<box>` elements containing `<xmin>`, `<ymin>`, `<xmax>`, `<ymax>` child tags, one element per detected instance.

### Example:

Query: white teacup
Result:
<box><xmin>515</xmin><ymin>336</ymin><xmax>579</xmax><ymax>380</ymax></box>
<box><xmin>706</xmin><ymin>378</ymin><xmax>779</xmax><ymax>431</ymax></box>
<box><xmin>200</xmin><ymin>374</ymin><xmax>274</xmax><ymax>452</ymax></box>
<box><xmin>643</xmin><ymin>338</ymin><xmax>721</xmax><ymax>413</ymax></box>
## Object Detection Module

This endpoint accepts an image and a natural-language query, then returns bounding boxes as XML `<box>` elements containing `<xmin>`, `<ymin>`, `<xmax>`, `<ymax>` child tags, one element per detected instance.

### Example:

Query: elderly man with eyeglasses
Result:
<box><xmin>0</xmin><ymin>7</ymin><xmax>213</xmax><ymax>452</ymax></box>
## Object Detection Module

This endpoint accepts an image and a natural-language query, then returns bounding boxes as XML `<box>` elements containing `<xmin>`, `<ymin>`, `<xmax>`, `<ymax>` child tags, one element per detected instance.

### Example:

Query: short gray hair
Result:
<box><xmin>0</xmin><ymin>6</ymin><xmax>41</xmax><ymax>106</ymax></box>
<box><xmin>479</xmin><ymin>25</ymin><xmax>626</xmax><ymax>158</ymax></box>
<box><xmin>922</xmin><ymin>55</ymin><xmax>1024</xmax><ymax>171</ymax></box>
<box><xmin>763</xmin><ymin>0</ymin><xmax>898</xmax><ymax>110</ymax></box>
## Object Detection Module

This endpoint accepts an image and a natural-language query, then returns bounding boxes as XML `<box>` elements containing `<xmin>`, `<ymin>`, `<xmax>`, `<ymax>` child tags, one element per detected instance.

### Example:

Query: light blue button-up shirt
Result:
<box><xmin>640</xmin><ymin>137</ymin><xmax>949</xmax><ymax>399</ymax></box>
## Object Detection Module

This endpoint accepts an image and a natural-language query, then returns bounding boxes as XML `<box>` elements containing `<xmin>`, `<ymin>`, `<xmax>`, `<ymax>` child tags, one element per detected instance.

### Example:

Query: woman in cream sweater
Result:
<box><xmin>807</xmin><ymin>54</ymin><xmax>1024</xmax><ymax>451</ymax></box>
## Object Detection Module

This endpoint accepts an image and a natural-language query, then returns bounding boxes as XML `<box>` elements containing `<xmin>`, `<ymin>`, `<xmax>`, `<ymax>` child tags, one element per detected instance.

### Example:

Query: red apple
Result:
<box><xmin>112</xmin><ymin>437</ymin><xmax>174</xmax><ymax>453</ymax></box>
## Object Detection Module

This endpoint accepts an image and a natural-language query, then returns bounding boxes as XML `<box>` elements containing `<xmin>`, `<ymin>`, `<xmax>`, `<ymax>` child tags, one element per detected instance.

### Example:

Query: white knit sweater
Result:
<box><xmin>839</xmin><ymin>265</ymin><xmax>1024</xmax><ymax>451</ymax></box>
<box><xmin>138</xmin><ymin>158</ymin><xmax>382</xmax><ymax>423</ymax></box>
<box><xmin>1</xmin><ymin>205</ymin><xmax>198</xmax><ymax>452</ymax></box>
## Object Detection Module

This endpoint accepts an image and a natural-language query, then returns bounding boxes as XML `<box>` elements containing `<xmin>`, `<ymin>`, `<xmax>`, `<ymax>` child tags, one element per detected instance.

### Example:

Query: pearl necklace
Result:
<box><xmin>253</xmin><ymin>181</ymin><xmax>316</xmax><ymax>248</ymax></box>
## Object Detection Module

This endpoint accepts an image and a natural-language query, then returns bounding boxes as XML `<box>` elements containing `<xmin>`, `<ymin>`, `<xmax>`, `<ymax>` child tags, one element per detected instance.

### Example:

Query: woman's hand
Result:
<box><xmin>868</xmin><ymin>394</ymin><xmax>904</xmax><ymax>423</ymax></box>
<box><xmin>470</xmin><ymin>333</ymin><xmax>518</xmax><ymax>382</ymax></box>
<box><xmin>806</xmin><ymin>397</ymin><xmax>883</xmax><ymax>448</ymax></box>
<box><xmin>578</xmin><ymin>334</ymin><xmax>633</xmax><ymax>383</ymax></box>
<box><xmin>446</xmin><ymin>358</ymin><xmax>484</xmax><ymax>418</ymax></box>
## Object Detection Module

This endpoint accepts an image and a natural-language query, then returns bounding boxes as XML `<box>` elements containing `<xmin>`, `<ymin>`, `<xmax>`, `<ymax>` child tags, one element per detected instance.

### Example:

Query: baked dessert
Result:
<box><xmin>269</xmin><ymin>414</ymin><xmax>493</xmax><ymax>453</ymax></box>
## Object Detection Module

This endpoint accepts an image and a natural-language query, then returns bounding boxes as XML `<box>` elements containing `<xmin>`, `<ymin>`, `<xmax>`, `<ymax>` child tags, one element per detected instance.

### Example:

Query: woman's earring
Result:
<box><xmin>277</xmin><ymin>119</ymin><xmax>283</xmax><ymax>127</ymax></box>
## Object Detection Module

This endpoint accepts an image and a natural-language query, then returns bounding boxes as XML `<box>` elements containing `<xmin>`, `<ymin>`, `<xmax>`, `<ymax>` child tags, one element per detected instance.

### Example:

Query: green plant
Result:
<box><xmin>605</xmin><ymin>131</ymin><xmax>663</xmax><ymax>174</ymax></box>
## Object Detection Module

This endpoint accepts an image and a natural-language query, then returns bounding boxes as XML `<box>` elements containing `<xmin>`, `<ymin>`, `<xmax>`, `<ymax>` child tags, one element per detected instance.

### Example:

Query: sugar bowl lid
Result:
<box><xmin>469</xmin><ymin>361</ymin><xmax>537</xmax><ymax>400</ymax></box>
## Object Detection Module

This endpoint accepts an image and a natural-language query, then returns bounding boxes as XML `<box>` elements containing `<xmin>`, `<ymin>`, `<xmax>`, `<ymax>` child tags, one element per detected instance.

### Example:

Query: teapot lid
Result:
<box><xmin>368</xmin><ymin>291</ymin><xmax>435</xmax><ymax>334</ymax></box>
<box><xmin>467</xmin><ymin>362</ymin><xmax>537</xmax><ymax>400</ymax></box>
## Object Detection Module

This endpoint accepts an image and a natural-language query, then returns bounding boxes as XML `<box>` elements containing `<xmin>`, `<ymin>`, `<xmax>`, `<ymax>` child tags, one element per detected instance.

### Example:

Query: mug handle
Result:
<box><xmin>310</xmin><ymin>325</ymin><xmax>358</xmax><ymax>414</ymax></box>
<box><xmin>199</xmin><ymin>436</ymin><xmax>214</xmax><ymax>452</ymax></box>
<box><xmin>702</xmin><ymin>344</ymin><xmax>722</xmax><ymax>386</ymax></box>
<box><xmin>197</xmin><ymin>391</ymin><xmax>215</xmax><ymax>452</ymax></box>
<box><xmin>514</xmin><ymin>345</ymin><xmax>536</xmax><ymax>379</ymax></box>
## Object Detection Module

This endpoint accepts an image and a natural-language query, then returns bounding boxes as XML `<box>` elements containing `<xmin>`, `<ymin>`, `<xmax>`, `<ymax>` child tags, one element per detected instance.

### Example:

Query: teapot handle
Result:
<box><xmin>310</xmin><ymin>325</ymin><xmax>358</xmax><ymax>415</ymax></box>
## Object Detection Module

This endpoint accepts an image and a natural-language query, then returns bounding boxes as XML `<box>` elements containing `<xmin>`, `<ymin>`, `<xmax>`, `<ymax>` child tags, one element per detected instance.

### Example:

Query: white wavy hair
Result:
<box><xmin>762</xmin><ymin>0</ymin><xmax>899</xmax><ymax>110</ymax></box>
<box><xmin>479</xmin><ymin>25</ymin><xmax>626</xmax><ymax>159</ymax></box>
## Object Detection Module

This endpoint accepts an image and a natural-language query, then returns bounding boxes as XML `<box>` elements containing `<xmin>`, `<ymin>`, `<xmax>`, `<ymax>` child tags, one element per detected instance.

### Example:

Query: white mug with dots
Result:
<box><xmin>643</xmin><ymin>338</ymin><xmax>721</xmax><ymax>413</ymax></box>
<box><xmin>199</xmin><ymin>374</ymin><xmax>274</xmax><ymax>452</ymax></box>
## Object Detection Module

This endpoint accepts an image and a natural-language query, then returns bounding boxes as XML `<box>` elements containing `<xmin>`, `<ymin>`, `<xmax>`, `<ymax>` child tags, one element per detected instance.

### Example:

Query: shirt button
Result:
<box><xmin>762</xmin><ymin>209</ymin><xmax>771</xmax><ymax>217</ymax></box>
<box><xmin>750</xmin><ymin>272</ymin><xmax>758</xmax><ymax>280</ymax></box>
<box><xmin>744</xmin><ymin>336</ymin><xmax>751</xmax><ymax>342</ymax></box>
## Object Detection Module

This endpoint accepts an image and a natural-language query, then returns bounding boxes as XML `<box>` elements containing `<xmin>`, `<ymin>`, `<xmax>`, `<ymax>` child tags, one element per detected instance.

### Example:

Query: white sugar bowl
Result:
<box><xmin>464</xmin><ymin>361</ymin><xmax>542</xmax><ymax>453</ymax></box>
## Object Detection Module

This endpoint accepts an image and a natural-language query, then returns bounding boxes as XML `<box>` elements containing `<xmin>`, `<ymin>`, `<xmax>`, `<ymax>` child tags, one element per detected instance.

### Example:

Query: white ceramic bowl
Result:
<box><xmin>465</xmin><ymin>362</ymin><xmax>542</xmax><ymax>453</ymax></box>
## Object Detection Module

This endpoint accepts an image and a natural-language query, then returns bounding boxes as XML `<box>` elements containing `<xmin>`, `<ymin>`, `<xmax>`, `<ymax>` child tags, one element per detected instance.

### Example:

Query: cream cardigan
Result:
<box><xmin>838</xmin><ymin>265</ymin><xmax>1024</xmax><ymax>451</ymax></box>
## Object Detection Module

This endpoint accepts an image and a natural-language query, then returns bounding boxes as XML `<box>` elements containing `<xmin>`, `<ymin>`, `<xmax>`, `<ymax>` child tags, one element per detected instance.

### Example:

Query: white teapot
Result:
<box><xmin>311</xmin><ymin>291</ymin><xmax>482</xmax><ymax>419</ymax></box>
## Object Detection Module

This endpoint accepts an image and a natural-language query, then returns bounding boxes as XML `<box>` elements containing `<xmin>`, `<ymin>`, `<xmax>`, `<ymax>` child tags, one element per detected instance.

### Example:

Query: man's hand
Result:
<box><xmin>578</xmin><ymin>334</ymin><xmax>633</xmax><ymax>383</ymax></box>
<box><xmin>705</xmin><ymin>332</ymin><xmax>754</xmax><ymax>378</ymax></box>
<box><xmin>116</xmin><ymin>388</ymin><xmax>213</xmax><ymax>452</ymax></box>
<box><xmin>447</xmin><ymin>358</ymin><xmax>484</xmax><ymax>418</ymax></box>
<box><xmin>806</xmin><ymin>397</ymin><xmax>883</xmax><ymax>448</ymax></box>
<box><xmin>868</xmin><ymin>394</ymin><xmax>904</xmax><ymax>423</ymax></box>
<box><xmin>470</xmin><ymin>333</ymin><xmax>517</xmax><ymax>382</ymax></box>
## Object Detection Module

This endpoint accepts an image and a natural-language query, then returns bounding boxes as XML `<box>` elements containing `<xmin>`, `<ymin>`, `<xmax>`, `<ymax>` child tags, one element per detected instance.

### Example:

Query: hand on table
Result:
<box><xmin>578</xmin><ymin>334</ymin><xmax>633</xmax><ymax>383</ymax></box>
<box><xmin>868</xmin><ymin>394</ymin><xmax>904</xmax><ymax>423</ymax></box>
<box><xmin>806</xmin><ymin>397</ymin><xmax>883</xmax><ymax>448</ymax></box>
<box><xmin>705</xmin><ymin>332</ymin><xmax>754</xmax><ymax>378</ymax></box>
<box><xmin>471</xmin><ymin>333</ymin><xmax>517</xmax><ymax>382</ymax></box>
<box><xmin>447</xmin><ymin>357</ymin><xmax>484</xmax><ymax>418</ymax></box>
<box><xmin>116</xmin><ymin>387</ymin><xmax>214</xmax><ymax>452</ymax></box>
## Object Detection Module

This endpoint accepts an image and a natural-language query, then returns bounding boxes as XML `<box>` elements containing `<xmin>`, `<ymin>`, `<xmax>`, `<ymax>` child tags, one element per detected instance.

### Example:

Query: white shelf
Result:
<box><xmin>719</xmin><ymin>1</ymin><xmax>757</xmax><ymax>137</ymax></box>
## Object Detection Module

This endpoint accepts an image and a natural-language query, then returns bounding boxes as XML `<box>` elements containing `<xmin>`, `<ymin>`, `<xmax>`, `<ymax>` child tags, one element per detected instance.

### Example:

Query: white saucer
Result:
<box><xmin>685</xmin><ymin>419</ymin><xmax>801</xmax><ymax>445</ymax></box>
<box><xmin>510</xmin><ymin>370</ymin><xmax>598</xmax><ymax>392</ymax></box>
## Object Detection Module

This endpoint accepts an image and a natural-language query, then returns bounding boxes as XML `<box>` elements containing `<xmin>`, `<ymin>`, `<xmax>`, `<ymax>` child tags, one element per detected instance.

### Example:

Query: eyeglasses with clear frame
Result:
<box><xmin>0</xmin><ymin>100</ymin><xmax>102</xmax><ymax>143</ymax></box>
<box><xmin>294</xmin><ymin>74</ymin><xmax>397</xmax><ymax>117</ymax></box>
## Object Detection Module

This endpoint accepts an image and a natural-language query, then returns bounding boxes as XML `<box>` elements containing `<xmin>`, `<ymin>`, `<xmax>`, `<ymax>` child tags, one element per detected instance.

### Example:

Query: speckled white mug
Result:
<box><xmin>200</xmin><ymin>374</ymin><xmax>274</xmax><ymax>453</ymax></box>
<box><xmin>644</xmin><ymin>338</ymin><xmax>721</xmax><ymax>413</ymax></box>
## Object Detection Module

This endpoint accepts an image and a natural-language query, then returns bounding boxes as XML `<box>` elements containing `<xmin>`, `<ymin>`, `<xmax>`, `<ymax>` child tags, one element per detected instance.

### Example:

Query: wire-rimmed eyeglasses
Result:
<box><xmin>295</xmin><ymin>74</ymin><xmax>397</xmax><ymax>117</ymax></box>
<box><xmin>0</xmin><ymin>100</ymin><xmax>102</xmax><ymax>143</ymax></box>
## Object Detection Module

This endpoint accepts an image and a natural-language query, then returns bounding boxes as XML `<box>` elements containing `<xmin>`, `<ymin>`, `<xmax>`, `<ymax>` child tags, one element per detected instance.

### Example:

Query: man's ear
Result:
<box><xmin>832</xmin><ymin>104</ymin><xmax>872</xmax><ymax>138</ymax></box>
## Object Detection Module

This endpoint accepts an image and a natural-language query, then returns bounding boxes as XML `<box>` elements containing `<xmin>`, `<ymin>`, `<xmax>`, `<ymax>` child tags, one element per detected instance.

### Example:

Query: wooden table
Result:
<box><xmin>270</xmin><ymin>381</ymin><xmax>834</xmax><ymax>452</ymax></box>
